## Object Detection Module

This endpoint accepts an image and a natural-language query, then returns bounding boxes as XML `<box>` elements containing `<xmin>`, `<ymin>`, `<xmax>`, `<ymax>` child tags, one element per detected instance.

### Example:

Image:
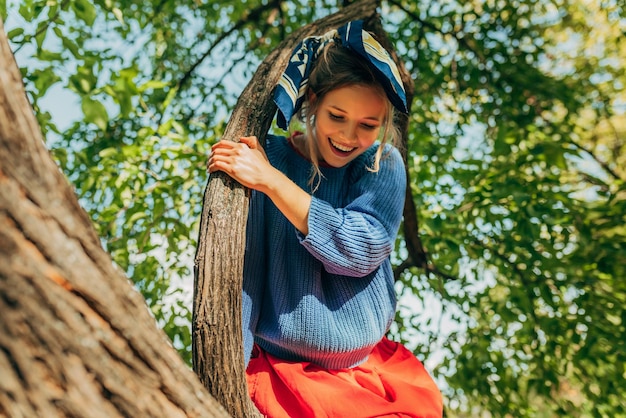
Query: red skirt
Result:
<box><xmin>246</xmin><ymin>337</ymin><xmax>443</xmax><ymax>417</ymax></box>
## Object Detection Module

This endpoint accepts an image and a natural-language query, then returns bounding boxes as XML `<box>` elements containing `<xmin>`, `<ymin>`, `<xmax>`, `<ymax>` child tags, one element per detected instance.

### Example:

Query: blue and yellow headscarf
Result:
<box><xmin>274</xmin><ymin>20</ymin><xmax>408</xmax><ymax>130</ymax></box>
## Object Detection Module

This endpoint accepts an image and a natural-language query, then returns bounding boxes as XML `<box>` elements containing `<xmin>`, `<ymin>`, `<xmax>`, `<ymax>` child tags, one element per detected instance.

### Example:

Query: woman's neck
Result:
<box><xmin>291</xmin><ymin>132</ymin><xmax>312</xmax><ymax>161</ymax></box>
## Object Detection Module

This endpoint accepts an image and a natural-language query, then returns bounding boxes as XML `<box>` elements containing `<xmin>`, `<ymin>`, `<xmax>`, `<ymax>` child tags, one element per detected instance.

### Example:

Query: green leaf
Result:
<box><xmin>138</xmin><ymin>80</ymin><xmax>168</xmax><ymax>92</ymax></box>
<box><xmin>128</xmin><ymin>211</ymin><xmax>146</xmax><ymax>224</ymax></box>
<box><xmin>0</xmin><ymin>0</ymin><xmax>6</xmax><ymax>21</ymax></box>
<box><xmin>7</xmin><ymin>27</ymin><xmax>24</xmax><ymax>42</ymax></box>
<box><xmin>72</xmin><ymin>0</ymin><xmax>97</xmax><ymax>26</ymax></box>
<box><xmin>99</xmin><ymin>148</ymin><xmax>118</xmax><ymax>158</ymax></box>
<box><xmin>58</xmin><ymin>32</ymin><xmax>81</xmax><ymax>58</ymax></box>
<box><xmin>31</xmin><ymin>68</ymin><xmax>61</xmax><ymax>95</ymax></box>
<box><xmin>112</xmin><ymin>7</ymin><xmax>124</xmax><ymax>24</ymax></box>
<box><xmin>161</xmin><ymin>86</ymin><xmax>178</xmax><ymax>112</ymax></box>
<box><xmin>34</xmin><ymin>21</ymin><xmax>47</xmax><ymax>49</ymax></box>
<box><xmin>81</xmin><ymin>97</ymin><xmax>109</xmax><ymax>131</ymax></box>
<box><xmin>18</xmin><ymin>0</ymin><xmax>34</xmax><ymax>20</ymax></box>
<box><xmin>69</xmin><ymin>67</ymin><xmax>97</xmax><ymax>94</ymax></box>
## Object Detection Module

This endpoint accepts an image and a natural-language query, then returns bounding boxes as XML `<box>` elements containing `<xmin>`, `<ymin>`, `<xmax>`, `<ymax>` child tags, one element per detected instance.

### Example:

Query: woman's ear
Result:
<box><xmin>307</xmin><ymin>89</ymin><xmax>317</xmax><ymax>104</ymax></box>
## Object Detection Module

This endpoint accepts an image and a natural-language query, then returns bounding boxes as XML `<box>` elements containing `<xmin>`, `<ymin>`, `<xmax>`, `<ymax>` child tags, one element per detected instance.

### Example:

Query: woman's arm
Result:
<box><xmin>299</xmin><ymin>145</ymin><xmax>407</xmax><ymax>277</ymax></box>
<box><xmin>208</xmin><ymin>136</ymin><xmax>312</xmax><ymax>235</ymax></box>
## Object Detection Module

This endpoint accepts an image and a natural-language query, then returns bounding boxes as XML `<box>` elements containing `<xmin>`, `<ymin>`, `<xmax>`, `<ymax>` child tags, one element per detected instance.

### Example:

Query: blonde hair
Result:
<box><xmin>294</xmin><ymin>42</ymin><xmax>402</xmax><ymax>191</ymax></box>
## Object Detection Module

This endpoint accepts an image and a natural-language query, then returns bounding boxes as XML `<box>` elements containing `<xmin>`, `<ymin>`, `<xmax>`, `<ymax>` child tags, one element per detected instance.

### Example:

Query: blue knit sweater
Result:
<box><xmin>242</xmin><ymin>134</ymin><xmax>407</xmax><ymax>369</ymax></box>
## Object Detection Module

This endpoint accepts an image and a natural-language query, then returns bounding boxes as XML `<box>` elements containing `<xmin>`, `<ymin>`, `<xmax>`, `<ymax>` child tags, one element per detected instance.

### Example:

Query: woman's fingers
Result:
<box><xmin>239</xmin><ymin>136</ymin><xmax>259</xmax><ymax>148</ymax></box>
<box><xmin>239</xmin><ymin>135</ymin><xmax>268</xmax><ymax>161</ymax></box>
<box><xmin>208</xmin><ymin>141</ymin><xmax>232</xmax><ymax>172</ymax></box>
<box><xmin>208</xmin><ymin>136</ymin><xmax>267</xmax><ymax>178</ymax></box>
<box><xmin>210</xmin><ymin>136</ymin><xmax>257</xmax><ymax>155</ymax></box>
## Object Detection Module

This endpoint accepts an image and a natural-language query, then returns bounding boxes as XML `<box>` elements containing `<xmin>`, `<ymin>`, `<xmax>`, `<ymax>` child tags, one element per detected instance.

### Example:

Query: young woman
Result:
<box><xmin>208</xmin><ymin>20</ymin><xmax>443</xmax><ymax>418</ymax></box>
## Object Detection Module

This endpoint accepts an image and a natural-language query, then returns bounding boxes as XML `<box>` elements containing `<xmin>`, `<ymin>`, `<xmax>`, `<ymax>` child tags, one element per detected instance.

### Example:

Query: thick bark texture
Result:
<box><xmin>191</xmin><ymin>0</ymin><xmax>416</xmax><ymax>417</ymax></box>
<box><xmin>0</xmin><ymin>19</ymin><xmax>229</xmax><ymax>418</ymax></box>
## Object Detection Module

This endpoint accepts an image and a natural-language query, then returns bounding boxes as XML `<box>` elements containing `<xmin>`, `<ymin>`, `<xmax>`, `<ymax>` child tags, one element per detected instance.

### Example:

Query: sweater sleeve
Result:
<box><xmin>298</xmin><ymin>145</ymin><xmax>406</xmax><ymax>277</ymax></box>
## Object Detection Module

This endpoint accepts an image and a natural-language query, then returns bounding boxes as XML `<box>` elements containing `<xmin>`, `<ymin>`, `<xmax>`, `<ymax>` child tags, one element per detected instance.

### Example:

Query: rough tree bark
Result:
<box><xmin>0</xmin><ymin>19</ymin><xmax>229</xmax><ymax>418</ymax></box>
<box><xmin>192</xmin><ymin>1</ymin><xmax>415</xmax><ymax>417</ymax></box>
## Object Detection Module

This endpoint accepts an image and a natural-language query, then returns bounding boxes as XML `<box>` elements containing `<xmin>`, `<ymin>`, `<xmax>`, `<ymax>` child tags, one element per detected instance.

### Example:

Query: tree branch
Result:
<box><xmin>564</xmin><ymin>135</ymin><xmax>624</xmax><ymax>182</ymax></box>
<box><xmin>175</xmin><ymin>0</ymin><xmax>283</xmax><ymax>92</ymax></box>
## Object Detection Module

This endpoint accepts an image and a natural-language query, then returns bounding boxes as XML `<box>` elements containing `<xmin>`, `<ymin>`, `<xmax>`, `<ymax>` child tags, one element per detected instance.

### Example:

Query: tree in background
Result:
<box><xmin>3</xmin><ymin>0</ymin><xmax>624</xmax><ymax>416</ymax></box>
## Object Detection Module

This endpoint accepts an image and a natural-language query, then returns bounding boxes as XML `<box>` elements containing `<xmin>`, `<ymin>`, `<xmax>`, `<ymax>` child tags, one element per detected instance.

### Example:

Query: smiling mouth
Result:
<box><xmin>329</xmin><ymin>138</ymin><xmax>356</xmax><ymax>154</ymax></box>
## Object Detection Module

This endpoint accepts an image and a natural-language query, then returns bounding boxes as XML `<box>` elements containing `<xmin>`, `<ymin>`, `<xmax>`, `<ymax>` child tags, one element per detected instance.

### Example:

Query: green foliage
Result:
<box><xmin>6</xmin><ymin>0</ymin><xmax>625</xmax><ymax>416</ymax></box>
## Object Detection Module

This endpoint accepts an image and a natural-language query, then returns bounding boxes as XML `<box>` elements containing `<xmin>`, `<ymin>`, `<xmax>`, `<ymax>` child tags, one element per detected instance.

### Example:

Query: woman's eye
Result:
<box><xmin>361</xmin><ymin>123</ymin><xmax>377</xmax><ymax>130</ymax></box>
<box><xmin>328</xmin><ymin>112</ymin><xmax>343</xmax><ymax>121</ymax></box>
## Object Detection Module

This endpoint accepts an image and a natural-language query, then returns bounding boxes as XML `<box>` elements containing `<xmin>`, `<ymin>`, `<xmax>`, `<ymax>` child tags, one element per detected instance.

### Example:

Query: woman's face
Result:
<box><xmin>312</xmin><ymin>84</ymin><xmax>387</xmax><ymax>168</ymax></box>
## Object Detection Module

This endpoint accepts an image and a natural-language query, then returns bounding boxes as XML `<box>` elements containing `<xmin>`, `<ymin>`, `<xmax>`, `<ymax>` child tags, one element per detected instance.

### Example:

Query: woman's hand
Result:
<box><xmin>209</xmin><ymin>135</ymin><xmax>312</xmax><ymax>234</ymax></box>
<box><xmin>208</xmin><ymin>136</ymin><xmax>272</xmax><ymax>190</ymax></box>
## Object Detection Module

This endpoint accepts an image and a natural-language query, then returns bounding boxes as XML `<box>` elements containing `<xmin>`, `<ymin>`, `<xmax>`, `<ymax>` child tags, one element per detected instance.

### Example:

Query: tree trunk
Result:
<box><xmin>0</xmin><ymin>19</ymin><xmax>229</xmax><ymax>418</ymax></box>
<box><xmin>191</xmin><ymin>1</ymin><xmax>415</xmax><ymax>417</ymax></box>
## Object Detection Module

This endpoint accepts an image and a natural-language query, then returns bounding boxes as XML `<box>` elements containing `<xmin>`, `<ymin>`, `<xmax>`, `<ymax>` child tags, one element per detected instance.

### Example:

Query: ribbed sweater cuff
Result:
<box><xmin>256</xmin><ymin>339</ymin><xmax>374</xmax><ymax>370</ymax></box>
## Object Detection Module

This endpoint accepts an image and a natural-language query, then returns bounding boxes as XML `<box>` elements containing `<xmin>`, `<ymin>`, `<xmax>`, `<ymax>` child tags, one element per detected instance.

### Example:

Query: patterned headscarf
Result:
<box><xmin>274</xmin><ymin>20</ymin><xmax>408</xmax><ymax>130</ymax></box>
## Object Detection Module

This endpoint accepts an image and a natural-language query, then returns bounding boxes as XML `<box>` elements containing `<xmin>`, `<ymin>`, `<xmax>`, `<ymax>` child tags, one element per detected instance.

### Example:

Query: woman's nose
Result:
<box><xmin>339</xmin><ymin>124</ymin><xmax>357</xmax><ymax>142</ymax></box>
